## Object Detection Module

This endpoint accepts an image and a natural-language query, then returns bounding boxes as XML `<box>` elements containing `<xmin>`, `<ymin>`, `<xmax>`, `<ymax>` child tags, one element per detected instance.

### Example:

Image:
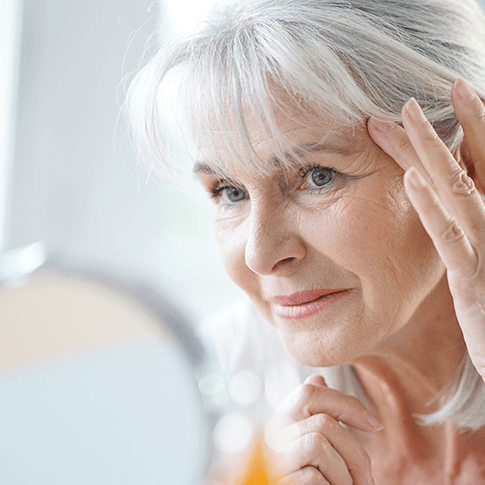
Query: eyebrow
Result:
<box><xmin>193</xmin><ymin>163</ymin><xmax>223</xmax><ymax>176</ymax></box>
<box><xmin>269</xmin><ymin>142</ymin><xmax>353</xmax><ymax>164</ymax></box>
<box><xmin>193</xmin><ymin>142</ymin><xmax>352</xmax><ymax>175</ymax></box>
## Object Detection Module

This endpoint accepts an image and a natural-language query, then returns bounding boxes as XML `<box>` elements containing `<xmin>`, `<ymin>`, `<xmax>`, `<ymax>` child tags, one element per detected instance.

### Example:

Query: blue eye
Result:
<box><xmin>223</xmin><ymin>186</ymin><xmax>246</xmax><ymax>202</ymax></box>
<box><xmin>310</xmin><ymin>167</ymin><xmax>335</xmax><ymax>186</ymax></box>
<box><xmin>300</xmin><ymin>165</ymin><xmax>339</xmax><ymax>189</ymax></box>
<box><xmin>211</xmin><ymin>185</ymin><xmax>247</xmax><ymax>204</ymax></box>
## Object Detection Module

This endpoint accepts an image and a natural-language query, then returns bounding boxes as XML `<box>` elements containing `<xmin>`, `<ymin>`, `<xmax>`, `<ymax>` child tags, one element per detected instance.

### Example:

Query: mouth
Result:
<box><xmin>269</xmin><ymin>289</ymin><xmax>349</xmax><ymax>320</ymax></box>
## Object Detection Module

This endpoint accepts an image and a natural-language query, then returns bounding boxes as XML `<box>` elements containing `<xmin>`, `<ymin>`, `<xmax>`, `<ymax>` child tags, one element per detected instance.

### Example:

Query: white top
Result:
<box><xmin>198</xmin><ymin>297</ymin><xmax>342</xmax><ymax>422</ymax></box>
<box><xmin>197</xmin><ymin>297</ymin><xmax>365</xmax><ymax>474</ymax></box>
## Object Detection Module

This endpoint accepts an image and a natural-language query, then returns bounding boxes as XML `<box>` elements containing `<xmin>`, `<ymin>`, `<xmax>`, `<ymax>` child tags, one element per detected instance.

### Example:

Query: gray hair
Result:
<box><xmin>127</xmin><ymin>0</ymin><xmax>485</xmax><ymax>429</ymax></box>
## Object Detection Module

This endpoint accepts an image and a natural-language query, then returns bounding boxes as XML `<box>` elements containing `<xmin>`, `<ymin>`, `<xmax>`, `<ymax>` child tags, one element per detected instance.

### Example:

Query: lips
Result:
<box><xmin>269</xmin><ymin>289</ymin><xmax>349</xmax><ymax>320</ymax></box>
<box><xmin>270</xmin><ymin>289</ymin><xmax>347</xmax><ymax>306</ymax></box>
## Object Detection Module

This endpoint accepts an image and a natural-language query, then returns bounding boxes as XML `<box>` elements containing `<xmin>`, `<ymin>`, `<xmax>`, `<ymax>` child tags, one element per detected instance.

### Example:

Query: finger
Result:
<box><xmin>451</xmin><ymin>79</ymin><xmax>485</xmax><ymax>187</ymax></box>
<box><xmin>274</xmin><ymin>432</ymin><xmax>352</xmax><ymax>485</ymax></box>
<box><xmin>272</xmin><ymin>414</ymin><xmax>374</xmax><ymax>485</ymax></box>
<box><xmin>403</xmin><ymin>167</ymin><xmax>477</xmax><ymax>277</ymax></box>
<box><xmin>276</xmin><ymin>382</ymin><xmax>382</xmax><ymax>432</ymax></box>
<box><xmin>304</xmin><ymin>374</ymin><xmax>327</xmax><ymax>387</ymax></box>
<box><xmin>367</xmin><ymin>117</ymin><xmax>434</xmax><ymax>186</ymax></box>
<box><xmin>277</xmin><ymin>466</ymin><xmax>330</xmax><ymax>485</ymax></box>
<box><xmin>401</xmin><ymin>97</ymin><xmax>485</xmax><ymax>241</ymax></box>
<box><xmin>404</xmin><ymin>167</ymin><xmax>485</xmax><ymax>377</ymax></box>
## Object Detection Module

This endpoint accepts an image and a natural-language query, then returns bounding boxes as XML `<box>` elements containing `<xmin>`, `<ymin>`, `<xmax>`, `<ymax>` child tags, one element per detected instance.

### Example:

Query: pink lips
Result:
<box><xmin>270</xmin><ymin>289</ymin><xmax>349</xmax><ymax>320</ymax></box>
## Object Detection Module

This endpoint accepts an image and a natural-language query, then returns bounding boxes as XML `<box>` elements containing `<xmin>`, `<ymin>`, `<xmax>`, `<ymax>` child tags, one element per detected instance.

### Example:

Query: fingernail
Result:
<box><xmin>370</xmin><ymin>117</ymin><xmax>395</xmax><ymax>133</ymax></box>
<box><xmin>406</xmin><ymin>166</ymin><xmax>427</xmax><ymax>190</ymax></box>
<box><xmin>455</xmin><ymin>79</ymin><xmax>475</xmax><ymax>102</ymax></box>
<box><xmin>365</xmin><ymin>413</ymin><xmax>383</xmax><ymax>431</ymax></box>
<box><xmin>405</xmin><ymin>98</ymin><xmax>427</xmax><ymax>123</ymax></box>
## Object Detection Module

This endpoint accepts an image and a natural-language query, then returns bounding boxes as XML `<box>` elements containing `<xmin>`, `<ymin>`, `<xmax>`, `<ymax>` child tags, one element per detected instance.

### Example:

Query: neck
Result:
<box><xmin>347</xmin><ymin>275</ymin><xmax>485</xmax><ymax>483</ymax></box>
<box><xmin>351</xmin><ymin>274</ymin><xmax>467</xmax><ymax>437</ymax></box>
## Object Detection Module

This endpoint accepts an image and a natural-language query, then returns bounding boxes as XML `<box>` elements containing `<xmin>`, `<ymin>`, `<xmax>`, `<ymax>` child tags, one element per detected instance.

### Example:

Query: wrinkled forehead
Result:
<box><xmin>191</xmin><ymin>93</ymin><xmax>367</xmax><ymax>179</ymax></box>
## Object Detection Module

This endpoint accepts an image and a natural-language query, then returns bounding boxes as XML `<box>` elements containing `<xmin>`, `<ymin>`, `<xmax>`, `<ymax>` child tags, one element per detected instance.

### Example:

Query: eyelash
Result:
<box><xmin>210</xmin><ymin>183</ymin><xmax>247</xmax><ymax>204</ymax></box>
<box><xmin>209</xmin><ymin>165</ymin><xmax>342</xmax><ymax>204</ymax></box>
<box><xmin>298</xmin><ymin>165</ymin><xmax>341</xmax><ymax>192</ymax></box>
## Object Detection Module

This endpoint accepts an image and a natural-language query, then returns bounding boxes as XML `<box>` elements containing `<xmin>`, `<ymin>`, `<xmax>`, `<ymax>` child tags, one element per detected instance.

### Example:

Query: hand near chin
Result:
<box><xmin>368</xmin><ymin>79</ymin><xmax>485</xmax><ymax>380</ymax></box>
<box><xmin>265</xmin><ymin>374</ymin><xmax>379</xmax><ymax>485</ymax></box>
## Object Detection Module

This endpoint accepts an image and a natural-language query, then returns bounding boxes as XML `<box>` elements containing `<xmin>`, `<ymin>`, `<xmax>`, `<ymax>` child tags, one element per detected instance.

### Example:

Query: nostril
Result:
<box><xmin>272</xmin><ymin>257</ymin><xmax>296</xmax><ymax>271</ymax></box>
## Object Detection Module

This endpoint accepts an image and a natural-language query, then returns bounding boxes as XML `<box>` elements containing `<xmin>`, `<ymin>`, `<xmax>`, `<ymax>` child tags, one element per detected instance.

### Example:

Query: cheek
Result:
<box><xmin>302</xmin><ymin>184</ymin><xmax>443</xmax><ymax>311</ymax></box>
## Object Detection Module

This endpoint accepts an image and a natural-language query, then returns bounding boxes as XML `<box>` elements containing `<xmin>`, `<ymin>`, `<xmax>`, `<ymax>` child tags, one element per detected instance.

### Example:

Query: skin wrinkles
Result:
<box><xmin>198</xmin><ymin>110</ymin><xmax>449</xmax><ymax>372</ymax></box>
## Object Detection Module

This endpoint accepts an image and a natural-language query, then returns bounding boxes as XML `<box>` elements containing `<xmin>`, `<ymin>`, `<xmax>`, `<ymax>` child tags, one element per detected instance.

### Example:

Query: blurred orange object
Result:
<box><xmin>234</xmin><ymin>435</ymin><xmax>275</xmax><ymax>485</ymax></box>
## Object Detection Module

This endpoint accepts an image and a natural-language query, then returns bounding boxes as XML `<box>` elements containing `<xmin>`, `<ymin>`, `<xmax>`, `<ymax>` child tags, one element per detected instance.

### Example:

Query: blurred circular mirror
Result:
<box><xmin>0</xmin><ymin>244</ymin><xmax>209</xmax><ymax>485</ymax></box>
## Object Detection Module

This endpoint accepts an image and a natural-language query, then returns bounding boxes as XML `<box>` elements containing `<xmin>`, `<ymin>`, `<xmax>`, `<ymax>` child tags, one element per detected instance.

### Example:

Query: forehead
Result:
<box><xmin>194</xmin><ymin>109</ymin><xmax>369</xmax><ymax>179</ymax></box>
<box><xmin>184</xmin><ymin>75</ymin><xmax>370</xmax><ymax>178</ymax></box>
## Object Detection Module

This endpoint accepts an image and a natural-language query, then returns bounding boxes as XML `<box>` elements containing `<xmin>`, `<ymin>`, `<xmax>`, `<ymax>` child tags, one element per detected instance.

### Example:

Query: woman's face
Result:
<box><xmin>196</xmin><ymin>111</ymin><xmax>445</xmax><ymax>367</ymax></box>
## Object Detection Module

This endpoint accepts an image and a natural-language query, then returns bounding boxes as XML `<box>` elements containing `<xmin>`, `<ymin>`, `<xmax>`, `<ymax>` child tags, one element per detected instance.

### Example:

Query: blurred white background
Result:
<box><xmin>0</xmin><ymin>0</ymin><xmax>244</xmax><ymax>325</ymax></box>
<box><xmin>1</xmin><ymin>6</ymin><xmax>226</xmax><ymax>484</ymax></box>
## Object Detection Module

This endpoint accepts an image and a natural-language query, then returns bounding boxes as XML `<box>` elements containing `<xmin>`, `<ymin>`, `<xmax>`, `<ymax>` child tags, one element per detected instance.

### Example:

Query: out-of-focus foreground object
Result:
<box><xmin>0</xmin><ymin>243</ymin><xmax>209</xmax><ymax>485</ymax></box>
<box><xmin>234</xmin><ymin>436</ymin><xmax>274</xmax><ymax>485</ymax></box>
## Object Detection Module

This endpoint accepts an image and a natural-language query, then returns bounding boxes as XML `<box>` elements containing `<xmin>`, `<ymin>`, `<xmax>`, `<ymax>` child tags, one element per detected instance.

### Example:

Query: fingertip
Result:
<box><xmin>404</xmin><ymin>166</ymin><xmax>427</xmax><ymax>191</ymax></box>
<box><xmin>403</xmin><ymin>97</ymin><xmax>428</xmax><ymax>124</ymax></box>
<box><xmin>454</xmin><ymin>78</ymin><xmax>476</xmax><ymax>103</ymax></box>
<box><xmin>304</xmin><ymin>374</ymin><xmax>327</xmax><ymax>387</ymax></box>
<box><xmin>363</xmin><ymin>413</ymin><xmax>384</xmax><ymax>433</ymax></box>
<box><xmin>368</xmin><ymin>116</ymin><xmax>395</xmax><ymax>134</ymax></box>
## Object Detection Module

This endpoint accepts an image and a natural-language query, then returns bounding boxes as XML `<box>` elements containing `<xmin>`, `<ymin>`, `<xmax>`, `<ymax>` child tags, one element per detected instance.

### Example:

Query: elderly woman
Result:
<box><xmin>128</xmin><ymin>0</ymin><xmax>485</xmax><ymax>483</ymax></box>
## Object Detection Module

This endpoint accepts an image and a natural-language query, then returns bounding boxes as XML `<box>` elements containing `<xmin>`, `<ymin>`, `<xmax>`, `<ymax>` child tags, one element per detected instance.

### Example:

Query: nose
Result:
<box><xmin>244</xmin><ymin>201</ymin><xmax>306</xmax><ymax>275</ymax></box>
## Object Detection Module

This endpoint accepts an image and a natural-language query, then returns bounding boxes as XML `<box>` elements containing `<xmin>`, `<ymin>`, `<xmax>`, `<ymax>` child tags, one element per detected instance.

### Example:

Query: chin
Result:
<box><xmin>276</xmin><ymin>321</ymin><xmax>376</xmax><ymax>368</ymax></box>
<box><xmin>266</xmin><ymin>298</ymin><xmax>376</xmax><ymax>367</ymax></box>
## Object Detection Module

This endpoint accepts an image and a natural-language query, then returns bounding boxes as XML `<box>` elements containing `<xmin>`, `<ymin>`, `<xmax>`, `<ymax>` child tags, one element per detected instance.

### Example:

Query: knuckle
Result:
<box><xmin>441</xmin><ymin>216</ymin><xmax>466</xmax><ymax>243</ymax></box>
<box><xmin>303</xmin><ymin>432</ymin><xmax>327</xmax><ymax>454</ymax></box>
<box><xmin>298</xmin><ymin>466</ymin><xmax>325</xmax><ymax>484</ymax></box>
<box><xmin>450</xmin><ymin>167</ymin><xmax>476</xmax><ymax>196</ymax></box>
<box><xmin>295</xmin><ymin>383</ymin><xmax>318</xmax><ymax>416</ymax></box>
<box><xmin>313</xmin><ymin>413</ymin><xmax>336</xmax><ymax>435</ymax></box>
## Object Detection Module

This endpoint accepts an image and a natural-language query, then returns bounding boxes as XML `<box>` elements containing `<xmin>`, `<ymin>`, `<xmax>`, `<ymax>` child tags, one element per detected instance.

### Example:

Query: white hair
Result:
<box><xmin>127</xmin><ymin>0</ymin><xmax>485</xmax><ymax>429</ymax></box>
